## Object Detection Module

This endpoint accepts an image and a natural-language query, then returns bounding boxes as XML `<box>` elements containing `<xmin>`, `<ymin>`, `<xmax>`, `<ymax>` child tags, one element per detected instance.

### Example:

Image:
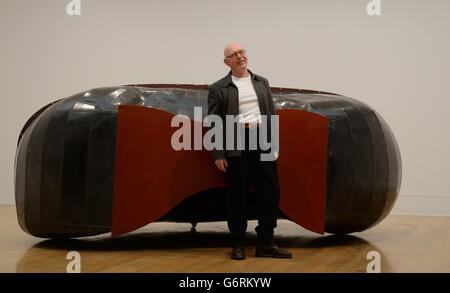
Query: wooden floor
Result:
<box><xmin>1</xmin><ymin>205</ymin><xmax>449</xmax><ymax>273</ymax></box>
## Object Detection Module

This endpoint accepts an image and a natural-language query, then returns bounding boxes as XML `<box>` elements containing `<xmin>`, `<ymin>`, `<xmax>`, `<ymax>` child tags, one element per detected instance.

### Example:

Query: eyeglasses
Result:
<box><xmin>225</xmin><ymin>49</ymin><xmax>247</xmax><ymax>59</ymax></box>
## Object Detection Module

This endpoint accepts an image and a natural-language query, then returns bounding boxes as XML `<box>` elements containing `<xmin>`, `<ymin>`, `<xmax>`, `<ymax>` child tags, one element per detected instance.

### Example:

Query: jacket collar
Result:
<box><xmin>224</xmin><ymin>69</ymin><xmax>260</xmax><ymax>86</ymax></box>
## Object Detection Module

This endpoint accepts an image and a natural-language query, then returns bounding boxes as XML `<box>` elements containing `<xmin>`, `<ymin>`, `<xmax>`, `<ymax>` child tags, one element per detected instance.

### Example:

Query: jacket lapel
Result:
<box><xmin>226</xmin><ymin>86</ymin><xmax>239</xmax><ymax>116</ymax></box>
<box><xmin>223</xmin><ymin>69</ymin><xmax>267</xmax><ymax>116</ymax></box>
<box><xmin>251</xmin><ymin>79</ymin><xmax>267</xmax><ymax>116</ymax></box>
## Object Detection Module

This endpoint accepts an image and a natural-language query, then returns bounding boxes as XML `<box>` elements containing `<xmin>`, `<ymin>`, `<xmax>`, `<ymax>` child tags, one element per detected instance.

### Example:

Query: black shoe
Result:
<box><xmin>231</xmin><ymin>244</ymin><xmax>246</xmax><ymax>260</ymax></box>
<box><xmin>255</xmin><ymin>243</ymin><xmax>292</xmax><ymax>259</ymax></box>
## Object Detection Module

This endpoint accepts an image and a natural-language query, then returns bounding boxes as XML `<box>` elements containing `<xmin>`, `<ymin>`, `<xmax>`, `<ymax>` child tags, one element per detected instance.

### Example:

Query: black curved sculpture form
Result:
<box><xmin>14</xmin><ymin>84</ymin><xmax>402</xmax><ymax>238</ymax></box>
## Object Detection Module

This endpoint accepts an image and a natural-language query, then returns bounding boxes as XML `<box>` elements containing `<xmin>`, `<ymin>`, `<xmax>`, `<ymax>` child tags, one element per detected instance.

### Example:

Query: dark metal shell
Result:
<box><xmin>15</xmin><ymin>85</ymin><xmax>401</xmax><ymax>237</ymax></box>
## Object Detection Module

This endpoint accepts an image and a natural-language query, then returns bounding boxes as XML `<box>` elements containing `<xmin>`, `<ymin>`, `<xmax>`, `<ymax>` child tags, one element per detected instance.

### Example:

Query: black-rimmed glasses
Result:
<box><xmin>225</xmin><ymin>49</ymin><xmax>247</xmax><ymax>59</ymax></box>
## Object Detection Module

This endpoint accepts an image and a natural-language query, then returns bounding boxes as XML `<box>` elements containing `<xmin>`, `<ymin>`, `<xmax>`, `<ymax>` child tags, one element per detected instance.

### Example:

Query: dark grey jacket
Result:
<box><xmin>207</xmin><ymin>69</ymin><xmax>277</xmax><ymax>161</ymax></box>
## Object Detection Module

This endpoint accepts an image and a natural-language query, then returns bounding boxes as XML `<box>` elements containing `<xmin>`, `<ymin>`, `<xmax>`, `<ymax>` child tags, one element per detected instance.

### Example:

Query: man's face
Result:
<box><xmin>224</xmin><ymin>44</ymin><xmax>248</xmax><ymax>72</ymax></box>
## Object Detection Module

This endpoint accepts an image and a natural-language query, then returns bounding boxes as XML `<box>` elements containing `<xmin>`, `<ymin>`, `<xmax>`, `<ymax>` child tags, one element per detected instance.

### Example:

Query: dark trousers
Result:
<box><xmin>223</xmin><ymin>127</ymin><xmax>281</xmax><ymax>245</ymax></box>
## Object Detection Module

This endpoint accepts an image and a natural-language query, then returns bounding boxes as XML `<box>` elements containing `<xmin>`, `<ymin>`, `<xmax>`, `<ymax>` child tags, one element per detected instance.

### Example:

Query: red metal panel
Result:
<box><xmin>112</xmin><ymin>106</ymin><xmax>327</xmax><ymax>236</ymax></box>
<box><xmin>112</xmin><ymin>106</ymin><xmax>225</xmax><ymax>236</ymax></box>
<box><xmin>277</xmin><ymin>109</ymin><xmax>328</xmax><ymax>234</ymax></box>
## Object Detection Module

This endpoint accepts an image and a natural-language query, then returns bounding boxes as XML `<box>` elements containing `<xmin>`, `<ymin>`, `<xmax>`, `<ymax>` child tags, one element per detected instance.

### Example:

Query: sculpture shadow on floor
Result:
<box><xmin>28</xmin><ymin>226</ymin><xmax>372</xmax><ymax>251</ymax></box>
<box><xmin>15</xmin><ymin>223</ymin><xmax>392</xmax><ymax>273</ymax></box>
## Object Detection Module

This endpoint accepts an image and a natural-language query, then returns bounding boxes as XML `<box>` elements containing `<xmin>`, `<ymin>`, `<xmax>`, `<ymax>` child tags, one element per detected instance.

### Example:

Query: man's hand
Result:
<box><xmin>215</xmin><ymin>158</ymin><xmax>228</xmax><ymax>172</ymax></box>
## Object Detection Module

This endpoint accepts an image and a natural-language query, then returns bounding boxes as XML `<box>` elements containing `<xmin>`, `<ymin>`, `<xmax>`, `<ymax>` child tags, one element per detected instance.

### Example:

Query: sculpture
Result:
<box><xmin>14</xmin><ymin>84</ymin><xmax>402</xmax><ymax>238</ymax></box>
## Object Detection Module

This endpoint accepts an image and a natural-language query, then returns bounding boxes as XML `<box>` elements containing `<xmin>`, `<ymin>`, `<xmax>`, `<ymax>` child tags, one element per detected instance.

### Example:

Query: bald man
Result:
<box><xmin>207</xmin><ymin>43</ymin><xmax>292</xmax><ymax>260</ymax></box>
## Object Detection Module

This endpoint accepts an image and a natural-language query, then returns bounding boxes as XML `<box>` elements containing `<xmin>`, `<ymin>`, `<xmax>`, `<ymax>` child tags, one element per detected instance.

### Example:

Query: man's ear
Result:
<box><xmin>224</xmin><ymin>58</ymin><xmax>229</xmax><ymax>67</ymax></box>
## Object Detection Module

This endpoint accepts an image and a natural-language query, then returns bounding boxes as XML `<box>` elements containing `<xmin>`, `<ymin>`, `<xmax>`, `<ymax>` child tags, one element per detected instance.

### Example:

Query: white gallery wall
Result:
<box><xmin>1</xmin><ymin>0</ymin><xmax>449</xmax><ymax>215</ymax></box>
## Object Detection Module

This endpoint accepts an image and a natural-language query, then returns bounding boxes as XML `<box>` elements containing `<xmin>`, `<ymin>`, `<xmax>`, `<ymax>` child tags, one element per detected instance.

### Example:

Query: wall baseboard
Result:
<box><xmin>0</xmin><ymin>188</ymin><xmax>14</xmax><ymax>205</ymax></box>
<box><xmin>390</xmin><ymin>195</ymin><xmax>450</xmax><ymax>216</ymax></box>
<box><xmin>1</xmin><ymin>191</ymin><xmax>450</xmax><ymax>216</ymax></box>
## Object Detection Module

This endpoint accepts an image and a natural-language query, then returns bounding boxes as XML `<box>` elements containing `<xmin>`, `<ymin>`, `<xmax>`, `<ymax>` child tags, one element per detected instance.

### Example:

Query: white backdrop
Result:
<box><xmin>1</xmin><ymin>0</ymin><xmax>449</xmax><ymax>215</ymax></box>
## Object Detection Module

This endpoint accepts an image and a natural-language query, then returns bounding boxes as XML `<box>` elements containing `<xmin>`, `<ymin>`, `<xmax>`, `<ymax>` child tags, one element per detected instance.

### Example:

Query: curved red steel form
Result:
<box><xmin>112</xmin><ymin>106</ymin><xmax>328</xmax><ymax>236</ymax></box>
<box><xmin>277</xmin><ymin>109</ymin><xmax>328</xmax><ymax>234</ymax></box>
